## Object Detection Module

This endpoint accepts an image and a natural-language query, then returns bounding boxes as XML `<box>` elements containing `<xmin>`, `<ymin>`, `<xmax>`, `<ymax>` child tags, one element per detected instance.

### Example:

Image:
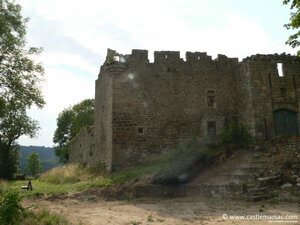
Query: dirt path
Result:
<box><xmin>22</xmin><ymin>197</ymin><xmax>299</xmax><ymax>225</ymax></box>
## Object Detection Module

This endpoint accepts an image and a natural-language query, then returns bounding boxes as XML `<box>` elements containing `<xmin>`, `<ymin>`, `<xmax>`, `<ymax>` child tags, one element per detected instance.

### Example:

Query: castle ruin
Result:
<box><xmin>69</xmin><ymin>49</ymin><xmax>300</xmax><ymax>171</ymax></box>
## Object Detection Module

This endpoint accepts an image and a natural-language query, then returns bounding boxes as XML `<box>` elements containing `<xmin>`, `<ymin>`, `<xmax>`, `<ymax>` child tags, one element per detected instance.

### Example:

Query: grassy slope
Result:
<box><xmin>3</xmin><ymin>142</ymin><xmax>228</xmax><ymax>198</ymax></box>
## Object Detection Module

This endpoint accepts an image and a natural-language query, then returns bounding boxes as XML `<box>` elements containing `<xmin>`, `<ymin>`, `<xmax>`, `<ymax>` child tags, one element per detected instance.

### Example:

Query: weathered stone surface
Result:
<box><xmin>281</xmin><ymin>183</ymin><xmax>293</xmax><ymax>189</ymax></box>
<box><xmin>69</xmin><ymin>49</ymin><xmax>300</xmax><ymax>171</ymax></box>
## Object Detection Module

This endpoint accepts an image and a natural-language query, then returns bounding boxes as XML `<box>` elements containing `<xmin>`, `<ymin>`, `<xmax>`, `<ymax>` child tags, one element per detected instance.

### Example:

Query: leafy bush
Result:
<box><xmin>219</xmin><ymin>123</ymin><xmax>252</xmax><ymax>148</ymax></box>
<box><xmin>0</xmin><ymin>191</ymin><xmax>24</xmax><ymax>225</ymax></box>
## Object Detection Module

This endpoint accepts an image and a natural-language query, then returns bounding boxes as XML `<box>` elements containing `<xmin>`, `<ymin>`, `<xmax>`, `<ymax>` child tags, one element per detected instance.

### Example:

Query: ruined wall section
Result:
<box><xmin>93</xmin><ymin>62</ymin><xmax>116</xmax><ymax>170</ymax></box>
<box><xmin>111</xmin><ymin>50</ymin><xmax>240</xmax><ymax>169</ymax></box>
<box><xmin>237</xmin><ymin>62</ymin><xmax>255</xmax><ymax>136</ymax></box>
<box><xmin>68</xmin><ymin>127</ymin><xmax>95</xmax><ymax>166</ymax></box>
<box><xmin>240</xmin><ymin>54</ymin><xmax>300</xmax><ymax>140</ymax></box>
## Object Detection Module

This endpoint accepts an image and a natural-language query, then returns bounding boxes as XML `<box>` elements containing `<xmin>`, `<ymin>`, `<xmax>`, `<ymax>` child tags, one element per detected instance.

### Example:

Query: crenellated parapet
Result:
<box><xmin>103</xmin><ymin>49</ymin><xmax>241</xmax><ymax>67</ymax></box>
<box><xmin>242</xmin><ymin>53</ymin><xmax>300</xmax><ymax>63</ymax></box>
<box><xmin>154</xmin><ymin>51</ymin><xmax>183</xmax><ymax>64</ymax></box>
<box><xmin>70</xmin><ymin>48</ymin><xmax>300</xmax><ymax>172</ymax></box>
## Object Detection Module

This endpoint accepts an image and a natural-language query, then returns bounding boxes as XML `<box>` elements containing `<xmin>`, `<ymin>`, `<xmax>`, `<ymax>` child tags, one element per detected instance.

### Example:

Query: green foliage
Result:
<box><xmin>0</xmin><ymin>191</ymin><xmax>24</xmax><ymax>225</ymax></box>
<box><xmin>0</xmin><ymin>143</ymin><xmax>20</xmax><ymax>179</ymax></box>
<box><xmin>147</xmin><ymin>214</ymin><xmax>154</xmax><ymax>222</ymax></box>
<box><xmin>19</xmin><ymin>146</ymin><xmax>61</xmax><ymax>174</ymax></box>
<box><xmin>0</xmin><ymin>0</ymin><xmax>45</xmax><ymax>179</ymax></box>
<box><xmin>0</xmin><ymin>190</ymin><xmax>68</xmax><ymax>224</ymax></box>
<box><xmin>219</xmin><ymin>123</ymin><xmax>252</xmax><ymax>148</ymax></box>
<box><xmin>130</xmin><ymin>221</ymin><xmax>142</xmax><ymax>225</ymax></box>
<box><xmin>106</xmin><ymin>50</ymin><xmax>118</xmax><ymax>65</ymax></box>
<box><xmin>26</xmin><ymin>152</ymin><xmax>43</xmax><ymax>177</ymax></box>
<box><xmin>283</xmin><ymin>0</ymin><xmax>300</xmax><ymax>54</ymax></box>
<box><xmin>22</xmin><ymin>208</ymin><xmax>68</xmax><ymax>225</ymax></box>
<box><xmin>53</xmin><ymin>99</ymin><xmax>94</xmax><ymax>163</ymax></box>
<box><xmin>268</xmin><ymin>199</ymin><xmax>279</xmax><ymax>204</ymax></box>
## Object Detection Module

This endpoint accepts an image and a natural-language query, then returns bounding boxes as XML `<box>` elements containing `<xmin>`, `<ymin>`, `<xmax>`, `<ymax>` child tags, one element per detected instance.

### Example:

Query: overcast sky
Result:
<box><xmin>17</xmin><ymin>0</ymin><xmax>297</xmax><ymax>147</ymax></box>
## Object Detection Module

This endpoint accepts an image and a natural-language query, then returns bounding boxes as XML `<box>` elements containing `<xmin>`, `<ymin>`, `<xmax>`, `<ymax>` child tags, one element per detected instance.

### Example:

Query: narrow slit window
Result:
<box><xmin>277</xmin><ymin>63</ymin><xmax>284</xmax><ymax>77</ymax></box>
<box><xmin>207</xmin><ymin>90</ymin><xmax>215</xmax><ymax>107</ymax></box>
<box><xmin>268</xmin><ymin>73</ymin><xmax>272</xmax><ymax>88</ymax></box>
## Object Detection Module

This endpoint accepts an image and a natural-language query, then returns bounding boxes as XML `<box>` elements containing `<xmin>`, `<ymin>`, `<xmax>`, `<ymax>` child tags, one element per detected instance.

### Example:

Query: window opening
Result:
<box><xmin>277</xmin><ymin>63</ymin><xmax>284</xmax><ymax>77</ymax></box>
<box><xmin>207</xmin><ymin>90</ymin><xmax>215</xmax><ymax>107</ymax></box>
<box><xmin>207</xmin><ymin>121</ymin><xmax>216</xmax><ymax>137</ymax></box>
<box><xmin>138</xmin><ymin>127</ymin><xmax>144</xmax><ymax>134</ymax></box>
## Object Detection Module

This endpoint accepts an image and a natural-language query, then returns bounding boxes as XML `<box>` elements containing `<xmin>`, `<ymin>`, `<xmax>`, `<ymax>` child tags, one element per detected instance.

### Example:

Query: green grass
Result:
<box><xmin>22</xmin><ymin>208</ymin><xmax>68</xmax><ymax>225</ymax></box>
<box><xmin>6</xmin><ymin>180</ymin><xmax>82</xmax><ymax>197</ymax></box>
<box><xmin>1</xmin><ymin>140</ymin><xmax>229</xmax><ymax>197</ymax></box>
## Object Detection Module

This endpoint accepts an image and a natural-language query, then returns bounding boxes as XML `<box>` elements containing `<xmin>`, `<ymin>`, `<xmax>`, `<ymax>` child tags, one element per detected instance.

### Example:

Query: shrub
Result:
<box><xmin>0</xmin><ymin>191</ymin><xmax>24</xmax><ymax>225</ymax></box>
<box><xmin>219</xmin><ymin>122</ymin><xmax>252</xmax><ymax>148</ymax></box>
<box><xmin>22</xmin><ymin>208</ymin><xmax>68</xmax><ymax>225</ymax></box>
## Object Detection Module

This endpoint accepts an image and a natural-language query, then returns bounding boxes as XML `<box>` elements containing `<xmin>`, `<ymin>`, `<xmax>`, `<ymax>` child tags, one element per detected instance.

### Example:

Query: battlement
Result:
<box><xmin>242</xmin><ymin>53</ymin><xmax>300</xmax><ymax>63</ymax></box>
<box><xmin>72</xmin><ymin>48</ymin><xmax>300</xmax><ymax>173</ymax></box>
<box><xmin>104</xmin><ymin>49</ymin><xmax>242</xmax><ymax>66</ymax></box>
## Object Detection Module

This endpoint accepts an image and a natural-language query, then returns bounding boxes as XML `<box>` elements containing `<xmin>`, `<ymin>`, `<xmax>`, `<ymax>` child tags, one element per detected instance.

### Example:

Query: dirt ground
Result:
<box><xmin>22</xmin><ymin>196</ymin><xmax>299</xmax><ymax>225</ymax></box>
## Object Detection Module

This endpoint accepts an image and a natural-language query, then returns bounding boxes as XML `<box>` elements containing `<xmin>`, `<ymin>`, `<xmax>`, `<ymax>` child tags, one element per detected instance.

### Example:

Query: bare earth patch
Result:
<box><xmin>22</xmin><ymin>197</ymin><xmax>299</xmax><ymax>225</ymax></box>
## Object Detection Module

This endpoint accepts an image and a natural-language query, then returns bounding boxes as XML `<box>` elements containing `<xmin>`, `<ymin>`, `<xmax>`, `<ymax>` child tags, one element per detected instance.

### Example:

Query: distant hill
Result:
<box><xmin>19</xmin><ymin>146</ymin><xmax>62</xmax><ymax>174</ymax></box>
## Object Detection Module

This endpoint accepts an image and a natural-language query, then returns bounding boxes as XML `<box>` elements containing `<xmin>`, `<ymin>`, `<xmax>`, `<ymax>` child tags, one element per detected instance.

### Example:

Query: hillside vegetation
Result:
<box><xmin>19</xmin><ymin>146</ymin><xmax>62</xmax><ymax>174</ymax></box>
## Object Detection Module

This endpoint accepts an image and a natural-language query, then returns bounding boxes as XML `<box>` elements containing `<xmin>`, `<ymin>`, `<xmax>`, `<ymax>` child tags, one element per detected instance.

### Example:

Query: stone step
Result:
<box><xmin>247</xmin><ymin>187</ymin><xmax>268</xmax><ymax>194</ymax></box>
<box><xmin>218</xmin><ymin>173</ymin><xmax>256</xmax><ymax>182</ymax></box>
<box><xmin>257</xmin><ymin>176</ymin><xmax>281</xmax><ymax>186</ymax></box>
<box><xmin>233</xmin><ymin>166</ymin><xmax>261</xmax><ymax>174</ymax></box>
<box><xmin>251</xmin><ymin>160</ymin><xmax>268</xmax><ymax>165</ymax></box>
<box><xmin>133</xmin><ymin>184</ymin><xmax>247</xmax><ymax>199</ymax></box>
<box><xmin>247</xmin><ymin>194</ymin><xmax>272</xmax><ymax>202</ymax></box>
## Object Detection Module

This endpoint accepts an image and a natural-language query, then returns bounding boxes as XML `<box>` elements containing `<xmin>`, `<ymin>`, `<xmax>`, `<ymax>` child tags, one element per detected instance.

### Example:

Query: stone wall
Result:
<box><xmin>241</xmin><ymin>54</ymin><xmax>300</xmax><ymax>140</ymax></box>
<box><xmin>68</xmin><ymin>127</ymin><xmax>95</xmax><ymax>167</ymax></box>
<box><xmin>111</xmin><ymin>50</ymin><xmax>239</xmax><ymax>169</ymax></box>
<box><xmin>68</xmin><ymin>49</ymin><xmax>300</xmax><ymax>171</ymax></box>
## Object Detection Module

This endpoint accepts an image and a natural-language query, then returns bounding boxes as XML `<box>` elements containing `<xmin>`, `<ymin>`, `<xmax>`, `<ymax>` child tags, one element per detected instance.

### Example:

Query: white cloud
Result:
<box><xmin>16</xmin><ymin>0</ymin><xmax>297</xmax><ymax>147</ymax></box>
<box><xmin>41</xmin><ymin>52</ymin><xmax>98</xmax><ymax>75</ymax></box>
<box><xmin>44</xmin><ymin>67</ymin><xmax>95</xmax><ymax>116</ymax></box>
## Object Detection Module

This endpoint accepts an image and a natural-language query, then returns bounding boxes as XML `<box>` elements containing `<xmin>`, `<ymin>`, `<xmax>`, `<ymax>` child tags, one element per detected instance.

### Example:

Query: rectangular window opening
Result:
<box><xmin>277</xmin><ymin>63</ymin><xmax>284</xmax><ymax>77</ymax></box>
<box><xmin>138</xmin><ymin>127</ymin><xmax>144</xmax><ymax>134</ymax></box>
<box><xmin>207</xmin><ymin>121</ymin><xmax>216</xmax><ymax>137</ymax></box>
<box><xmin>207</xmin><ymin>90</ymin><xmax>215</xmax><ymax>107</ymax></box>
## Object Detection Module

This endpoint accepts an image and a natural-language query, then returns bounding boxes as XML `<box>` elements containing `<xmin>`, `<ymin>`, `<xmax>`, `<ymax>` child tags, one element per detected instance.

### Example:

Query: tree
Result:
<box><xmin>25</xmin><ymin>151</ymin><xmax>42</xmax><ymax>177</ymax></box>
<box><xmin>53</xmin><ymin>99</ymin><xmax>94</xmax><ymax>163</ymax></box>
<box><xmin>283</xmin><ymin>0</ymin><xmax>300</xmax><ymax>54</ymax></box>
<box><xmin>0</xmin><ymin>0</ymin><xmax>45</xmax><ymax>179</ymax></box>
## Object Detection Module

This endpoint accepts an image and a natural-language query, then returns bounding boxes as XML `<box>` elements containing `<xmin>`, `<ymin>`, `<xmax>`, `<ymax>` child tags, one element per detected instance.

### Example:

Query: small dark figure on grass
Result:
<box><xmin>21</xmin><ymin>180</ymin><xmax>32</xmax><ymax>191</ymax></box>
